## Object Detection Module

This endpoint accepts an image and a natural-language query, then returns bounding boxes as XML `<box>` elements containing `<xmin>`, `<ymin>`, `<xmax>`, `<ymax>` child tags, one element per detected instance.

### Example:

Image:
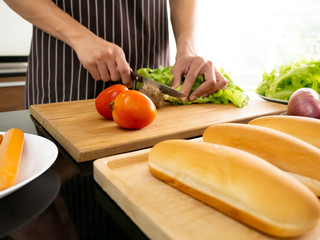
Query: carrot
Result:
<box><xmin>0</xmin><ymin>134</ymin><xmax>3</xmax><ymax>145</ymax></box>
<box><xmin>0</xmin><ymin>128</ymin><xmax>24</xmax><ymax>191</ymax></box>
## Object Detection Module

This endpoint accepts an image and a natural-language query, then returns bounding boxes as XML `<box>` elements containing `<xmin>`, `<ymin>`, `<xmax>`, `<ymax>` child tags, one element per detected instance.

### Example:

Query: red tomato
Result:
<box><xmin>95</xmin><ymin>84</ymin><xmax>128</xmax><ymax>120</ymax></box>
<box><xmin>112</xmin><ymin>90</ymin><xmax>157</xmax><ymax>129</ymax></box>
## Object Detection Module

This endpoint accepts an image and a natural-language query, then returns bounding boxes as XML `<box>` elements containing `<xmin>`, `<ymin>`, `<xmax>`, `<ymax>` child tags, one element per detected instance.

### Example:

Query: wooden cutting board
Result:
<box><xmin>93</xmin><ymin>147</ymin><xmax>320</xmax><ymax>240</ymax></box>
<box><xmin>30</xmin><ymin>98</ymin><xmax>286</xmax><ymax>162</ymax></box>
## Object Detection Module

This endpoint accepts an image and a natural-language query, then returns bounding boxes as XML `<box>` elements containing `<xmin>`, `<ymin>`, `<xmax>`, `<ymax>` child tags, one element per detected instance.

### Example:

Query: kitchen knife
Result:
<box><xmin>130</xmin><ymin>71</ymin><xmax>187</xmax><ymax>98</ymax></box>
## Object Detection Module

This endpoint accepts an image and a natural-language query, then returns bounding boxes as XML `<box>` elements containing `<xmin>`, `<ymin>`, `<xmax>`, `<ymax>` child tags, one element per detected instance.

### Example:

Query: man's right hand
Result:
<box><xmin>73</xmin><ymin>35</ymin><xmax>132</xmax><ymax>88</ymax></box>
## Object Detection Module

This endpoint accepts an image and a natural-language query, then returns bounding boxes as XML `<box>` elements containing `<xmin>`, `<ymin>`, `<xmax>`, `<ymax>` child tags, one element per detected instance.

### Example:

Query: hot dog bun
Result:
<box><xmin>148</xmin><ymin>140</ymin><xmax>320</xmax><ymax>238</ymax></box>
<box><xmin>203</xmin><ymin>123</ymin><xmax>320</xmax><ymax>181</ymax></box>
<box><xmin>248</xmin><ymin>115</ymin><xmax>320</xmax><ymax>148</ymax></box>
<box><xmin>286</xmin><ymin>172</ymin><xmax>320</xmax><ymax>197</ymax></box>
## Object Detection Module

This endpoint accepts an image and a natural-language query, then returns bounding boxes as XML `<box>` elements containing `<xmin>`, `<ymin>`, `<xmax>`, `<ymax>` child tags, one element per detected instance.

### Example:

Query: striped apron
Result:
<box><xmin>25</xmin><ymin>0</ymin><xmax>170</xmax><ymax>108</ymax></box>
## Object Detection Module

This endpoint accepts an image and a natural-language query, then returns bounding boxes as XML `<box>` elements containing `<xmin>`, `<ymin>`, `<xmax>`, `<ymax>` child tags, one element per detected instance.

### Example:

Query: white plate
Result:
<box><xmin>0</xmin><ymin>132</ymin><xmax>58</xmax><ymax>199</ymax></box>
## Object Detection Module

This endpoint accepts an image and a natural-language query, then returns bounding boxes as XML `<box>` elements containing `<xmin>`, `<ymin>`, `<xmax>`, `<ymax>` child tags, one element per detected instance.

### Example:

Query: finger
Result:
<box><xmin>189</xmin><ymin>65</ymin><xmax>215</xmax><ymax>101</ymax></box>
<box><xmin>200</xmin><ymin>61</ymin><xmax>216</xmax><ymax>85</ymax></box>
<box><xmin>86</xmin><ymin>64</ymin><xmax>101</xmax><ymax>81</ymax></box>
<box><xmin>181</xmin><ymin>62</ymin><xmax>203</xmax><ymax>98</ymax></box>
<box><xmin>189</xmin><ymin>68</ymin><xmax>228</xmax><ymax>101</ymax></box>
<box><xmin>116</xmin><ymin>55</ymin><xmax>132</xmax><ymax>88</ymax></box>
<box><xmin>96</xmin><ymin>62</ymin><xmax>111</xmax><ymax>82</ymax></box>
<box><xmin>105</xmin><ymin>58</ymin><xmax>120</xmax><ymax>82</ymax></box>
<box><xmin>215</xmin><ymin>70</ymin><xmax>229</xmax><ymax>90</ymax></box>
<box><xmin>171</xmin><ymin>65</ymin><xmax>184</xmax><ymax>89</ymax></box>
<box><xmin>189</xmin><ymin>80</ymin><xmax>215</xmax><ymax>101</ymax></box>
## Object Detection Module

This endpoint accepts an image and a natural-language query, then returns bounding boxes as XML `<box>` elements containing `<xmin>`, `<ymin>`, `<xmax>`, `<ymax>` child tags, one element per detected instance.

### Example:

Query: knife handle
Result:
<box><xmin>130</xmin><ymin>72</ymin><xmax>140</xmax><ymax>90</ymax></box>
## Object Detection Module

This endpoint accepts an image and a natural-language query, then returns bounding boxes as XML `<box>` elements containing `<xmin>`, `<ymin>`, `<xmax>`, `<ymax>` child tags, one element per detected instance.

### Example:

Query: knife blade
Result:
<box><xmin>130</xmin><ymin>71</ymin><xmax>186</xmax><ymax>98</ymax></box>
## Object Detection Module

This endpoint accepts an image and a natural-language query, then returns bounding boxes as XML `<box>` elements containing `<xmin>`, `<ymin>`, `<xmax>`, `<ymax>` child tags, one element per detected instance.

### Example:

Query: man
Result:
<box><xmin>4</xmin><ymin>0</ymin><xmax>228</xmax><ymax>108</ymax></box>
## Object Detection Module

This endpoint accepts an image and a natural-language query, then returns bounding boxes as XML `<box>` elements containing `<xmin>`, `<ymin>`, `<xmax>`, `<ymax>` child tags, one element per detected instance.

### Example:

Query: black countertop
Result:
<box><xmin>0</xmin><ymin>110</ymin><xmax>149</xmax><ymax>240</ymax></box>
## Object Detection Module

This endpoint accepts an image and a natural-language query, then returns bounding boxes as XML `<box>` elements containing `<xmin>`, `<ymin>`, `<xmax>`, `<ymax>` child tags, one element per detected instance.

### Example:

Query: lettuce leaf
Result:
<box><xmin>256</xmin><ymin>59</ymin><xmax>320</xmax><ymax>100</ymax></box>
<box><xmin>137</xmin><ymin>66</ymin><xmax>249</xmax><ymax>108</ymax></box>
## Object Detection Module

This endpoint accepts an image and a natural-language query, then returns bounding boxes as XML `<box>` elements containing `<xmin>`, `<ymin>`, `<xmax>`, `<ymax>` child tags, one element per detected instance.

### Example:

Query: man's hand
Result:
<box><xmin>4</xmin><ymin>0</ymin><xmax>133</xmax><ymax>88</ymax></box>
<box><xmin>73</xmin><ymin>36</ymin><xmax>132</xmax><ymax>88</ymax></box>
<box><xmin>171</xmin><ymin>55</ymin><xmax>228</xmax><ymax>101</ymax></box>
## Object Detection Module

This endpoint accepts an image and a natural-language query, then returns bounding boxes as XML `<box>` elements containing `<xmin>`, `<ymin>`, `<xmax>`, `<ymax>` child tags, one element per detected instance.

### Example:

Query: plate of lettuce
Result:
<box><xmin>256</xmin><ymin>59</ymin><xmax>320</xmax><ymax>103</ymax></box>
<box><xmin>137</xmin><ymin>66</ymin><xmax>249</xmax><ymax>108</ymax></box>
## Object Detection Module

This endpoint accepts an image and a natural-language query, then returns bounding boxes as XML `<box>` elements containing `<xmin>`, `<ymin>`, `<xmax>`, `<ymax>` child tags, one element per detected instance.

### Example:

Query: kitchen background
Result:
<box><xmin>0</xmin><ymin>0</ymin><xmax>32</xmax><ymax>112</ymax></box>
<box><xmin>1</xmin><ymin>0</ymin><xmax>320</xmax><ymax>112</ymax></box>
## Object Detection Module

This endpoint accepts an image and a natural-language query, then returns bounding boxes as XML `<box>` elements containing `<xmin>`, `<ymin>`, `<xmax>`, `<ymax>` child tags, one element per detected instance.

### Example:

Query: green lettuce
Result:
<box><xmin>137</xmin><ymin>66</ymin><xmax>249</xmax><ymax>108</ymax></box>
<box><xmin>256</xmin><ymin>59</ymin><xmax>320</xmax><ymax>100</ymax></box>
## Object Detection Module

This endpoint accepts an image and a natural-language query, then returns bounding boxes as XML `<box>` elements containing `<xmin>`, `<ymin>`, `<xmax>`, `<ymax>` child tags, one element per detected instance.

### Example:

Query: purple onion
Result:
<box><xmin>287</xmin><ymin>88</ymin><xmax>320</xmax><ymax>119</ymax></box>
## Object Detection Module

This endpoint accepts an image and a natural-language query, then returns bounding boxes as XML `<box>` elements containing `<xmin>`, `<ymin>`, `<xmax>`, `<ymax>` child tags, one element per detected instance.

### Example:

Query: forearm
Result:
<box><xmin>4</xmin><ymin>0</ymin><xmax>95</xmax><ymax>50</ymax></box>
<box><xmin>169</xmin><ymin>1</ymin><xmax>228</xmax><ymax>99</ymax></box>
<box><xmin>169</xmin><ymin>0</ymin><xmax>197</xmax><ymax>58</ymax></box>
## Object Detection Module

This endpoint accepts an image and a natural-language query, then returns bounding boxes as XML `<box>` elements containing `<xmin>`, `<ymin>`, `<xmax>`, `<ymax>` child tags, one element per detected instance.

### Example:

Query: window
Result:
<box><xmin>0</xmin><ymin>1</ymin><xmax>32</xmax><ymax>56</ymax></box>
<box><xmin>170</xmin><ymin>0</ymin><xmax>320</xmax><ymax>91</ymax></box>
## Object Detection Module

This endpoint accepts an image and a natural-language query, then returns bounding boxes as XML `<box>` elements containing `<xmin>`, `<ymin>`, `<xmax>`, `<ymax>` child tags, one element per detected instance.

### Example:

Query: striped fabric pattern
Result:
<box><xmin>25</xmin><ymin>0</ymin><xmax>170</xmax><ymax>108</ymax></box>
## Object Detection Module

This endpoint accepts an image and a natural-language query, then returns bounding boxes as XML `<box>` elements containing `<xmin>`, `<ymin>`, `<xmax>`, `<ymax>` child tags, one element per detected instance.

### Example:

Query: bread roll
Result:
<box><xmin>148</xmin><ymin>140</ymin><xmax>320</xmax><ymax>238</ymax></box>
<box><xmin>203</xmin><ymin>123</ymin><xmax>320</xmax><ymax>181</ymax></box>
<box><xmin>287</xmin><ymin>172</ymin><xmax>320</xmax><ymax>197</ymax></box>
<box><xmin>248</xmin><ymin>115</ymin><xmax>320</xmax><ymax>148</ymax></box>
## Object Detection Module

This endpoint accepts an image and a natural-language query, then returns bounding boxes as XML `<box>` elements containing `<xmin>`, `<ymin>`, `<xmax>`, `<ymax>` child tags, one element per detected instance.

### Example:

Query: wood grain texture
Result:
<box><xmin>30</xmin><ymin>99</ymin><xmax>287</xmax><ymax>162</ymax></box>
<box><xmin>93</xmin><ymin>148</ymin><xmax>320</xmax><ymax>240</ymax></box>
<box><xmin>0</xmin><ymin>76</ymin><xmax>26</xmax><ymax>112</ymax></box>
